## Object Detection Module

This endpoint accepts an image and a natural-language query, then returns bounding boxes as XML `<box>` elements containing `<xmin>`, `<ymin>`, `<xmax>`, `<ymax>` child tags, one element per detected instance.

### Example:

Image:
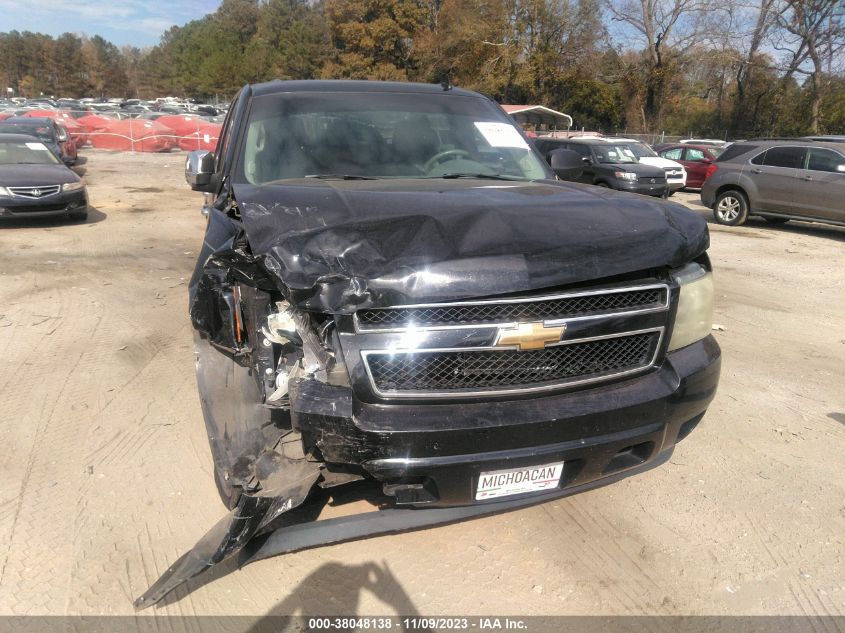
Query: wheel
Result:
<box><xmin>422</xmin><ymin>149</ymin><xmax>470</xmax><ymax>172</ymax></box>
<box><xmin>713</xmin><ymin>190</ymin><xmax>748</xmax><ymax>226</ymax></box>
<box><xmin>595</xmin><ymin>182</ymin><xmax>610</xmax><ymax>188</ymax></box>
<box><xmin>764</xmin><ymin>217</ymin><xmax>789</xmax><ymax>224</ymax></box>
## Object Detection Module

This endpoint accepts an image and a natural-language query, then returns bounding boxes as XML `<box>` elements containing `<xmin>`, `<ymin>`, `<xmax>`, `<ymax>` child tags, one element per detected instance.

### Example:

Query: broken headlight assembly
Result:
<box><xmin>668</xmin><ymin>262</ymin><xmax>714</xmax><ymax>351</ymax></box>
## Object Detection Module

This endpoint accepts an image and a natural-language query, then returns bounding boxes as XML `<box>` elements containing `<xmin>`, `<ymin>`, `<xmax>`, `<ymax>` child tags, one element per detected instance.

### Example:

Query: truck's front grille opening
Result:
<box><xmin>365</xmin><ymin>331</ymin><xmax>660</xmax><ymax>395</ymax></box>
<box><xmin>356</xmin><ymin>286</ymin><xmax>667</xmax><ymax>329</ymax></box>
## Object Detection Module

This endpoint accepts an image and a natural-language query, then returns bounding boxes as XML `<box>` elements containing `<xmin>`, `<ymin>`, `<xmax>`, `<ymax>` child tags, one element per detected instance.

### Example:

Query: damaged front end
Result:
<box><xmin>135</xmin><ymin>244</ymin><xmax>350</xmax><ymax>609</ymax></box>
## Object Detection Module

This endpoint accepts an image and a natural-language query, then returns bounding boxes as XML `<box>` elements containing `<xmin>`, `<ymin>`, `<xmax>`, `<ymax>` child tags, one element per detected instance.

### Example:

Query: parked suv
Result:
<box><xmin>605</xmin><ymin>138</ymin><xmax>687</xmax><ymax>193</ymax></box>
<box><xmin>700</xmin><ymin>140</ymin><xmax>845</xmax><ymax>226</ymax></box>
<box><xmin>535</xmin><ymin>137</ymin><xmax>669</xmax><ymax>197</ymax></box>
<box><xmin>135</xmin><ymin>80</ymin><xmax>720</xmax><ymax>608</ymax></box>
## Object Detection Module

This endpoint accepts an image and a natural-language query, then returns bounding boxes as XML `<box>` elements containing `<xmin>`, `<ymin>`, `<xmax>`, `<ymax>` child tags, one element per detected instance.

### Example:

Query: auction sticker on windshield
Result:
<box><xmin>476</xmin><ymin>462</ymin><xmax>564</xmax><ymax>500</ymax></box>
<box><xmin>474</xmin><ymin>121</ymin><xmax>529</xmax><ymax>149</ymax></box>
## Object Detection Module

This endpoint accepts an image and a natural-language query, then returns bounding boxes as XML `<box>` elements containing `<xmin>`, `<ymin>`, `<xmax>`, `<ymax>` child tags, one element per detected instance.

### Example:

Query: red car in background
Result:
<box><xmin>654</xmin><ymin>143</ymin><xmax>724</xmax><ymax>189</ymax></box>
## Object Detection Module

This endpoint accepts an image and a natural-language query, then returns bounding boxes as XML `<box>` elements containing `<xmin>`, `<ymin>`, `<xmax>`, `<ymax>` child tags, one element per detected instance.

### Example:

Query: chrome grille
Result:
<box><xmin>364</xmin><ymin>331</ymin><xmax>660</xmax><ymax>396</ymax></box>
<box><xmin>356</xmin><ymin>286</ymin><xmax>667</xmax><ymax>330</ymax></box>
<box><xmin>7</xmin><ymin>185</ymin><xmax>61</xmax><ymax>198</ymax></box>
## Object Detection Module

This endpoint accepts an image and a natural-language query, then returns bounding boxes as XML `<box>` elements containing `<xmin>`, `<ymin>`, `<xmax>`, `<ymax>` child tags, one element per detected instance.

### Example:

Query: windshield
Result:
<box><xmin>0</xmin><ymin>123</ymin><xmax>55</xmax><ymax>142</ymax></box>
<box><xmin>236</xmin><ymin>91</ymin><xmax>549</xmax><ymax>183</ymax></box>
<box><xmin>0</xmin><ymin>140</ymin><xmax>61</xmax><ymax>165</ymax></box>
<box><xmin>709</xmin><ymin>147</ymin><xmax>725</xmax><ymax>157</ymax></box>
<box><xmin>619</xmin><ymin>142</ymin><xmax>656</xmax><ymax>158</ymax></box>
<box><xmin>593</xmin><ymin>144</ymin><xmax>639</xmax><ymax>164</ymax></box>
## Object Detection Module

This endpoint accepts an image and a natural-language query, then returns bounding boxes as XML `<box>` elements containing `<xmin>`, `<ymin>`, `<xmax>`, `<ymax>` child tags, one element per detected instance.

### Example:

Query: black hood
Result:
<box><xmin>0</xmin><ymin>163</ymin><xmax>78</xmax><ymax>187</ymax></box>
<box><xmin>235</xmin><ymin>178</ymin><xmax>708</xmax><ymax>314</ymax></box>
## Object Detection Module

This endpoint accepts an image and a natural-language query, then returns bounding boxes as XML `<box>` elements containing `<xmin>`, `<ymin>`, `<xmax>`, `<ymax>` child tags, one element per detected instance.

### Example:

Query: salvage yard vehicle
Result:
<box><xmin>655</xmin><ymin>143</ymin><xmax>724</xmax><ymax>189</ymax></box>
<box><xmin>0</xmin><ymin>116</ymin><xmax>78</xmax><ymax>165</ymax></box>
<box><xmin>534</xmin><ymin>137</ymin><xmax>670</xmax><ymax>197</ymax></box>
<box><xmin>700</xmin><ymin>139</ymin><xmax>845</xmax><ymax>226</ymax></box>
<box><xmin>0</xmin><ymin>134</ymin><xmax>87</xmax><ymax>220</ymax></box>
<box><xmin>604</xmin><ymin>137</ymin><xmax>687</xmax><ymax>194</ymax></box>
<box><xmin>135</xmin><ymin>80</ymin><xmax>721</xmax><ymax>608</ymax></box>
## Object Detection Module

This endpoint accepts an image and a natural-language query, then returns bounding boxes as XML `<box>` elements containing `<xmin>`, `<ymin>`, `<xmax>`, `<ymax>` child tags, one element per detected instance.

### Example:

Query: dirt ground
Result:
<box><xmin>0</xmin><ymin>150</ymin><xmax>843</xmax><ymax>619</ymax></box>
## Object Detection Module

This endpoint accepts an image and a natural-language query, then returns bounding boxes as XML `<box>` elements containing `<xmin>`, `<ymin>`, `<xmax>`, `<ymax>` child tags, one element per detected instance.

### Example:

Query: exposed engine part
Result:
<box><xmin>291</xmin><ymin>310</ymin><xmax>334</xmax><ymax>379</ymax></box>
<box><xmin>262</xmin><ymin>301</ymin><xmax>301</xmax><ymax>345</ymax></box>
<box><xmin>267</xmin><ymin>370</ymin><xmax>289</xmax><ymax>402</ymax></box>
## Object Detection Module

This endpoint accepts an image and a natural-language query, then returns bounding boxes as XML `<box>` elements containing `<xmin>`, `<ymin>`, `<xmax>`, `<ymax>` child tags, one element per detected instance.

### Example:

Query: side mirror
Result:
<box><xmin>186</xmin><ymin>150</ymin><xmax>216</xmax><ymax>191</ymax></box>
<box><xmin>549</xmin><ymin>149</ymin><xmax>585</xmax><ymax>180</ymax></box>
<box><xmin>56</xmin><ymin>130</ymin><xmax>68</xmax><ymax>142</ymax></box>
<box><xmin>701</xmin><ymin>158</ymin><xmax>712</xmax><ymax>164</ymax></box>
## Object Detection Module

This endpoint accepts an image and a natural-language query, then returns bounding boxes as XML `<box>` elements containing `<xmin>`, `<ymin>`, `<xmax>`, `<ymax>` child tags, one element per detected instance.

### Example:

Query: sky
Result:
<box><xmin>0</xmin><ymin>0</ymin><xmax>221</xmax><ymax>48</ymax></box>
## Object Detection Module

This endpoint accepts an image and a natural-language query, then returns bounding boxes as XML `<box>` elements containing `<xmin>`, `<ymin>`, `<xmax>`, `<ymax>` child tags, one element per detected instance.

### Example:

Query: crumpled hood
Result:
<box><xmin>235</xmin><ymin>178</ymin><xmax>708</xmax><ymax>313</ymax></box>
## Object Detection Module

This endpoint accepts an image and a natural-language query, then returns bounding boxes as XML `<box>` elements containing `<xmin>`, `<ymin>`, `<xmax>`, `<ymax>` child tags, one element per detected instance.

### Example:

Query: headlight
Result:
<box><xmin>0</xmin><ymin>186</ymin><xmax>9</xmax><ymax>196</ymax></box>
<box><xmin>668</xmin><ymin>262</ymin><xmax>714</xmax><ymax>352</ymax></box>
<box><xmin>62</xmin><ymin>181</ymin><xmax>85</xmax><ymax>192</ymax></box>
<box><xmin>614</xmin><ymin>171</ymin><xmax>637</xmax><ymax>181</ymax></box>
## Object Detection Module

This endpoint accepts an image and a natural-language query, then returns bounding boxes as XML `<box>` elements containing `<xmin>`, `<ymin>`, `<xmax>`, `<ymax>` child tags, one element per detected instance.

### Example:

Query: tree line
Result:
<box><xmin>1</xmin><ymin>0</ymin><xmax>843</xmax><ymax>137</ymax></box>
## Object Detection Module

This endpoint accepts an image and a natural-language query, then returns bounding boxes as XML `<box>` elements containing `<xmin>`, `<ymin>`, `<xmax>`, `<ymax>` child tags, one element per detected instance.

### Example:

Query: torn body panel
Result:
<box><xmin>133</xmin><ymin>456</ymin><xmax>320</xmax><ymax>609</ymax></box>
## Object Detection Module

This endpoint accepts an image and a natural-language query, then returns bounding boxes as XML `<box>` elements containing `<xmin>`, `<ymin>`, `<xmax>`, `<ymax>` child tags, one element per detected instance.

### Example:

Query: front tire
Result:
<box><xmin>713</xmin><ymin>190</ymin><xmax>749</xmax><ymax>226</ymax></box>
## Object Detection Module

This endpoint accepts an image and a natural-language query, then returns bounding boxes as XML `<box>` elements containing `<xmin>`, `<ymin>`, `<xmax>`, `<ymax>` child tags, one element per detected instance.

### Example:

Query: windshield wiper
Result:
<box><xmin>430</xmin><ymin>173</ymin><xmax>526</xmax><ymax>181</ymax></box>
<box><xmin>304</xmin><ymin>174</ymin><xmax>378</xmax><ymax>180</ymax></box>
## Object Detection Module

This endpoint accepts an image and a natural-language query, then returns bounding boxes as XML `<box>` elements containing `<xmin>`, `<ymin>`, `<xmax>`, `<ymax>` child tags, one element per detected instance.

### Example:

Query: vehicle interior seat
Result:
<box><xmin>249</xmin><ymin>118</ymin><xmax>315</xmax><ymax>182</ymax></box>
<box><xmin>391</xmin><ymin>115</ymin><xmax>440</xmax><ymax>172</ymax></box>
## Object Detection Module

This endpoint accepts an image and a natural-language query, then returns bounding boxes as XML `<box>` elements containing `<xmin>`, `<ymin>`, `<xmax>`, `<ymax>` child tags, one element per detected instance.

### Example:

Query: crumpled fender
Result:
<box><xmin>134</xmin><ymin>457</ymin><xmax>320</xmax><ymax>609</ymax></box>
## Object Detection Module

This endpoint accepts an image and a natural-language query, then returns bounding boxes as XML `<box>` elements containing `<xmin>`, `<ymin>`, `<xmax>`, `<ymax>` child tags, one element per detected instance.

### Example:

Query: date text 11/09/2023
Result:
<box><xmin>307</xmin><ymin>618</ymin><xmax>528</xmax><ymax>630</ymax></box>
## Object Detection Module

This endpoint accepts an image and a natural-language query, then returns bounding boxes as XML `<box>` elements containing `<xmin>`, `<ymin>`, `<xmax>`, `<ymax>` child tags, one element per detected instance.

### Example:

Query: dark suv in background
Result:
<box><xmin>535</xmin><ymin>137</ymin><xmax>669</xmax><ymax>197</ymax></box>
<box><xmin>701</xmin><ymin>140</ymin><xmax>845</xmax><ymax>227</ymax></box>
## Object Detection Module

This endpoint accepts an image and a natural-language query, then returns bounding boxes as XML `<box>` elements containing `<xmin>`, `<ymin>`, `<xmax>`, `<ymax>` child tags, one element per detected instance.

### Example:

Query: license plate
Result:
<box><xmin>475</xmin><ymin>461</ymin><xmax>564</xmax><ymax>500</ymax></box>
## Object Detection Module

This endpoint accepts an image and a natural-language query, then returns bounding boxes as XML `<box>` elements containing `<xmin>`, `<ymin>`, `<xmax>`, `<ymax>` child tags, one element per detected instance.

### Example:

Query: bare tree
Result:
<box><xmin>726</xmin><ymin>0</ymin><xmax>776</xmax><ymax>133</ymax></box>
<box><xmin>771</xmin><ymin>0</ymin><xmax>845</xmax><ymax>132</ymax></box>
<box><xmin>606</xmin><ymin>0</ymin><xmax>722</xmax><ymax>128</ymax></box>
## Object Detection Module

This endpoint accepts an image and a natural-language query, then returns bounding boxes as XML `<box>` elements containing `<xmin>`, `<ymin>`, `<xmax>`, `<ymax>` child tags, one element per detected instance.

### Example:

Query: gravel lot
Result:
<box><xmin>0</xmin><ymin>150</ymin><xmax>843</xmax><ymax>619</ymax></box>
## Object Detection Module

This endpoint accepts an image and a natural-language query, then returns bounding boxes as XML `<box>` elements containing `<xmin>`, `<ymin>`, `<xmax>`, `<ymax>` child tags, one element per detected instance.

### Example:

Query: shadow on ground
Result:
<box><xmin>247</xmin><ymin>561</ymin><xmax>430</xmax><ymax>633</ymax></box>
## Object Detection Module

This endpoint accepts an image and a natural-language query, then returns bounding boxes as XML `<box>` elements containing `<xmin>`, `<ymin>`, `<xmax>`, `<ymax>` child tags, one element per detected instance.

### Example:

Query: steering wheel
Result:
<box><xmin>423</xmin><ymin>149</ymin><xmax>471</xmax><ymax>173</ymax></box>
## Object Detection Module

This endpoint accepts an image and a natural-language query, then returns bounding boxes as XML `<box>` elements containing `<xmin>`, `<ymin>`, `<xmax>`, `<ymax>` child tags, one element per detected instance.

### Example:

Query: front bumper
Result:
<box><xmin>293</xmin><ymin>335</ymin><xmax>721</xmax><ymax>507</ymax></box>
<box><xmin>0</xmin><ymin>190</ymin><xmax>88</xmax><ymax>219</ymax></box>
<box><xmin>617</xmin><ymin>180</ymin><xmax>670</xmax><ymax>197</ymax></box>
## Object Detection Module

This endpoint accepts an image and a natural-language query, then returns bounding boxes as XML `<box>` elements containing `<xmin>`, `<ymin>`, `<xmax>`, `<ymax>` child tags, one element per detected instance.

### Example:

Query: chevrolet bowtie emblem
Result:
<box><xmin>494</xmin><ymin>322</ymin><xmax>566</xmax><ymax>351</ymax></box>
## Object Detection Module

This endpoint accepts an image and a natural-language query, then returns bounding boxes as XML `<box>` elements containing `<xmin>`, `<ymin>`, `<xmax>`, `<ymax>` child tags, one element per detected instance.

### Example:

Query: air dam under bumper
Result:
<box><xmin>294</xmin><ymin>335</ymin><xmax>721</xmax><ymax>507</ymax></box>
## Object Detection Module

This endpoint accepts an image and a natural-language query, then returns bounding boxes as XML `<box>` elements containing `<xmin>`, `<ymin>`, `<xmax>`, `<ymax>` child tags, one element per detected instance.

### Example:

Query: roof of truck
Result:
<box><xmin>250</xmin><ymin>79</ymin><xmax>484</xmax><ymax>99</ymax></box>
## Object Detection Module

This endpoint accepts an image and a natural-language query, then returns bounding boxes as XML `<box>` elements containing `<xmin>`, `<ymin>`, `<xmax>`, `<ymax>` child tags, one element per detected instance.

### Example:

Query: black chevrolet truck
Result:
<box><xmin>136</xmin><ymin>80</ymin><xmax>720</xmax><ymax>607</ymax></box>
